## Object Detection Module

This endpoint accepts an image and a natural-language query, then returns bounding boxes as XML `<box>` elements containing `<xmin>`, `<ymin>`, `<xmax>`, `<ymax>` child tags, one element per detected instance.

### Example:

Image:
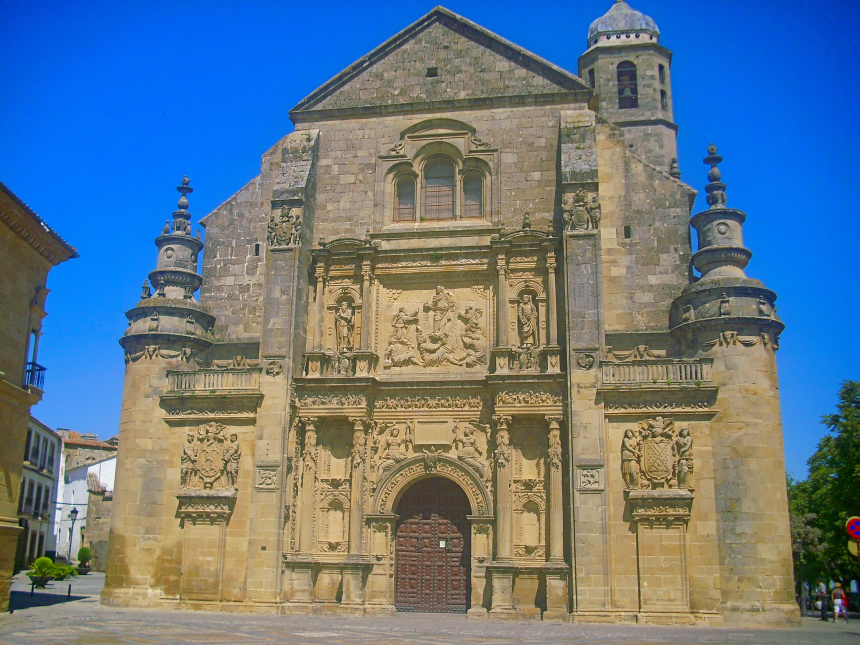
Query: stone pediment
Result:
<box><xmin>290</xmin><ymin>7</ymin><xmax>590</xmax><ymax>121</ymax></box>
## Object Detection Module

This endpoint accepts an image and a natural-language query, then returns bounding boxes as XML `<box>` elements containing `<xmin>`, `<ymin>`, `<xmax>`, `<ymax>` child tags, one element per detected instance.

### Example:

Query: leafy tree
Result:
<box><xmin>790</xmin><ymin>381</ymin><xmax>860</xmax><ymax>586</ymax></box>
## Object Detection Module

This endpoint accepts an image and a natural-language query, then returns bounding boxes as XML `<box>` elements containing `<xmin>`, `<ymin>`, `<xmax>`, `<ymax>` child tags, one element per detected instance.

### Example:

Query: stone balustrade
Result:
<box><xmin>601</xmin><ymin>360</ymin><xmax>712</xmax><ymax>386</ymax></box>
<box><xmin>168</xmin><ymin>369</ymin><xmax>261</xmax><ymax>392</ymax></box>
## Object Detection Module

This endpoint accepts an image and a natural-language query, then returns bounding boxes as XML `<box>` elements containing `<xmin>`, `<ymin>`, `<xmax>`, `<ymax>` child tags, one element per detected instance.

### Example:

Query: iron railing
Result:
<box><xmin>24</xmin><ymin>362</ymin><xmax>46</xmax><ymax>389</ymax></box>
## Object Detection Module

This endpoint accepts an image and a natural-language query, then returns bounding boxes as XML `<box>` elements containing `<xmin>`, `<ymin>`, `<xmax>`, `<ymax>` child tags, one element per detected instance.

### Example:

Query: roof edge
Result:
<box><xmin>290</xmin><ymin>6</ymin><xmax>589</xmax><ymax>117</ymax></box>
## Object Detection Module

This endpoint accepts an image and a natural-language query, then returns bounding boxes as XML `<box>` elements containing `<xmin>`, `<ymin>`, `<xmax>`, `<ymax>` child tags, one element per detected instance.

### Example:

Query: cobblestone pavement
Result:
<box><xmin>0</xmin><ymin>573</ymin><xmax>857</xmax><ymax>644</ymax></box>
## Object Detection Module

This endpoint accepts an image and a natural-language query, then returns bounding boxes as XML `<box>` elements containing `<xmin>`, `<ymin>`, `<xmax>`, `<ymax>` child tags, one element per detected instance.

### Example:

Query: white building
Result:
<box><xmin>16</xmin><ymin>417</ymin><xmax>62</xmax><ymax>566</ymax></box>
<box><xmin>55</xmin><ymin>456</ymin><xmax>116</xmax><ymax>563</ymax></box>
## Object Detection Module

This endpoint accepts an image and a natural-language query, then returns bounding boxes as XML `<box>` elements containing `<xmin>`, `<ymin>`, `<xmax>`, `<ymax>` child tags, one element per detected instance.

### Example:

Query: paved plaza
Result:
<box><xmin>0</xmin><ymin>573</ymin><xmax>855</xmax><ymax>644</ymax></box>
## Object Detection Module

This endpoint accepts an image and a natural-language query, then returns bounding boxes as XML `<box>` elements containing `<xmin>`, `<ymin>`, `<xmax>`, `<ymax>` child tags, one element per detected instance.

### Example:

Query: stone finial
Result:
<box><xmin>522</xmin><ymin>212</ymin><xmax>532</xmax><ymax>229</ymax></box>
<box><xmin>173</xmin><ymin>176</ymin><xmax>193</xmax><ymax>234</ymax></box>
<box><xmin>162</xmin><ymin>220</ymin><xmax>170</xmax><ymax>234</ymax></box>
<box><xmin>141</xmin><ymin>280</ymin><xmax>151</xmax><ymax>299</ymax></box>
<box><xmin>703</xmin><ymin>144</ymin><xmax>727</xmax><ymax>209</ymax></box>
<box><xmin>669</xmin><ymin>158</ymin><xmax>681</xmax><ymax>178</ymax></box>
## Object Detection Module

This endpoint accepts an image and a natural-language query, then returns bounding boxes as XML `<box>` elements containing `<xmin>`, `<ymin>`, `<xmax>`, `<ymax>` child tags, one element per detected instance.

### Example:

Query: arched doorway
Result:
<box><xmin>394</xmin><ymin>477</ymin><xmax>471</xmax><ymax>613</ymax></box>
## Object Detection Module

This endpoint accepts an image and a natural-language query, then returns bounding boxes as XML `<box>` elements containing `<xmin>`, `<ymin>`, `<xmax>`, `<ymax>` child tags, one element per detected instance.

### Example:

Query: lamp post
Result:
<box><xmin>67</xmin><ymin>507</ymin><xmax>78</xmax><ymax>562</ymax></box>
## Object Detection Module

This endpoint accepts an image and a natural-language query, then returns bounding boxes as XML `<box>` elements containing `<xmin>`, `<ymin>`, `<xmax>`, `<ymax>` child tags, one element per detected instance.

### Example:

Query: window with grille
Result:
<box><xmin>617</xmin><ymin>61</ymin><xmax>638</xmax><ymax>109</ymax></box>
<box><xmin>463</xmin><ymin>173</ymin><xmax>483</xmax><ymax>218</ymax></box>
<box><xmin>395</xmin><ymin>176</ymin><xmax>416</xmax><ymax>221</ymax></box>
<box><xmin>423</xmin><ymin>158</ymin><xmax>455</xmax><ymax>220</ymax></box>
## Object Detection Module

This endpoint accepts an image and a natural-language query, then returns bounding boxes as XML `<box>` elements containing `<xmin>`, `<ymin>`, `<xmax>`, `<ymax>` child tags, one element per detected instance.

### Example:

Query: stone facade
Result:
<box><xmin>102</xmin><ymin>4</ymin><xmax>798</xmax><ymax>628</ymax></box>
<box><xmin>0</xmin><ymin>182</ymin><xmax>76</xmax><ymax>609</ymax></box>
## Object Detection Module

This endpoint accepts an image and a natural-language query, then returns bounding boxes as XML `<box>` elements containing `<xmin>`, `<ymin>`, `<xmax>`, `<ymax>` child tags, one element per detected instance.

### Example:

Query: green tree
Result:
<box><xmin>802</xmin><ymin>381</ymin><xmax>860</xmax><ymax>582</ymax></box>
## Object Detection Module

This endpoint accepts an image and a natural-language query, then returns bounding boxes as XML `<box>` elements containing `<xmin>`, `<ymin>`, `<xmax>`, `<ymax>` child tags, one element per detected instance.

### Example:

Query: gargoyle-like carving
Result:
<box><xmin>622</xmin><ymin>417</ymin><xmax>694</xmax><ymax>491</ymax></box>
<box><xmin>180</xmin><ymin>423</ymin><xmax>239</xmax><ymax>490</ymax></box>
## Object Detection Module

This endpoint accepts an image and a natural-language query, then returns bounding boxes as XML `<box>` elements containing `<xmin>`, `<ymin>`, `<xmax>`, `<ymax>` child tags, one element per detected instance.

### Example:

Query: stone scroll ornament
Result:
<box><xmin>181</xmin><ymin>422</ymin><xmax>241</xmax><ymax>490</ymax></box>
<box><xmin>621</xmin><ymin>417</ymin><xmax>693</xmax><ymax>491</ymax></box>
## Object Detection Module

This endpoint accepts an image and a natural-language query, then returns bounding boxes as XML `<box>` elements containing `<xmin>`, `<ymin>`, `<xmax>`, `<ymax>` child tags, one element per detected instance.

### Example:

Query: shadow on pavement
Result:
<box><xmin>8</xmin><ymin>589</ymin><xmax>89</xmax><ymax>611</ymax></box>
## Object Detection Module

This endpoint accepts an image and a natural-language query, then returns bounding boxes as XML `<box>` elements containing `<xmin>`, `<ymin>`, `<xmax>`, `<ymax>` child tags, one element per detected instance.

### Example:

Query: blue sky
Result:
<box><xmin>1</xmin><ymin>1</ymin><xmax>857</xmax><ymax>478</ymax></box>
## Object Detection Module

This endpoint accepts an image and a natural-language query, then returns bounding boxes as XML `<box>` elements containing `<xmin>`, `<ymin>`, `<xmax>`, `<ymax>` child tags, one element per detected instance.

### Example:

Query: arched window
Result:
<box><xmin>658</xmin><ymin>64</ymin><xmax>666</xmax><ymax>85</ymax></box>
<box><xmin>423</xmin><ymin>157</ymin><xmax>455</xmax><ymax>220</ymax></box>
<box><xmin>587</xmin><ymin>68</ymin><xmax>595</xmax><ymax>88</ymax></box>
<box><xmin>395</xmin><ymin>176</ymin><xmax>415</xmax><ymax>221</ymax></box>
<box><xmin>462</xmin><ymin>172</ymin><xmax>483</xmax><ymax>219</ymax></box>
<box><xmin>617</xmin><ymin>61</ymin><xmax>638</xmax><ymax>109</ymax></box>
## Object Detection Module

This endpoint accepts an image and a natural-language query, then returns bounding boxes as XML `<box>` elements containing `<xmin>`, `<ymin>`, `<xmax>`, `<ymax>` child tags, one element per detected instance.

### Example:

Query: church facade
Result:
<box><xmin>102</xmin><ymin>4</ymin><xmax>799</xmax><ymax>627</ymax></box>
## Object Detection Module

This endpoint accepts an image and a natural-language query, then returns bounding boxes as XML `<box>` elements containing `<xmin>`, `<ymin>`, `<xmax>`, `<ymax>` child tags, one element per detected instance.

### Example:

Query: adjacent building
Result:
<box><xmin>15</xmin><ymin>417</ymin><xmax>62</xmax><ymax>567</ymax></box>
<box><xmin>0</xmin><ymin>181</ymin><xmax>76</xmax><ymax>609</ymax></box>
<box><xmin>55</xmin><ymin>455</ymin><xmax>116</xmax><ymax>565</ymax></box>
<box><xmin>103</xmin><ymin>3</ymin><xmax>798</xmax><ymax>627</ymax></box>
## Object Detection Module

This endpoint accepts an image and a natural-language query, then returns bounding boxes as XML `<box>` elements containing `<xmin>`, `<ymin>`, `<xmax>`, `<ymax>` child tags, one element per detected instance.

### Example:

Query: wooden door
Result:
<box><xmin>394</xmin><ymin>477</ymin><xmax>470</xmax><ymax>613</ymax></box>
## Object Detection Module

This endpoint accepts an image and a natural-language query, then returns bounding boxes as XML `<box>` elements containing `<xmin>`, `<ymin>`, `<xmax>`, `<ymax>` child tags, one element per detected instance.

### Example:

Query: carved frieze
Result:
<box><xmin>375</xmin><ymin>395</ymin><xmax>482</xmax><ymax>410</ymax></box>
<box><xmin>495</xmin><ymin>391</ymin><xmax>562</xmax><ymax>406</ymax></box>
<box><xmin>297</xmin><ymin>394</ymin><xmax>367</xmax><ymax>408</ymax></box>
<box><xmin>621</xmin><ymin>417</ymin><xmax>694</xmax><ymax>491</ymax></box>
<box><xmin>176</xmin><ymin>490</ymin><xmax>237</xmax><ymax>522</ymax></box>
<box><xmin>125</xmin><ymin>345</ymin><xmax>192</xmax><ymax>364</ymax></box>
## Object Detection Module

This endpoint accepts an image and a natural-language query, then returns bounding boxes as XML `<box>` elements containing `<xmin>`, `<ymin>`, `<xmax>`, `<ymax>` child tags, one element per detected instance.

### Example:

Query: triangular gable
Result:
<box><xmin>290</xmin><ymin>6</ymin><xmax>590</xmax><ymax>120</ymax></box>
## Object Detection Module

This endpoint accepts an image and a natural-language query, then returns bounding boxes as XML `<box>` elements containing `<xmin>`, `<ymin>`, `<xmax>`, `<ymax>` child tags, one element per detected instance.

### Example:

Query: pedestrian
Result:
<box><xmin>817</xmin><ymin>581</ymin><xmax>829</xmax><ymax>621</ymax></box>
<box><xmin>832</xmin><ymin>582</ymin><xmax>849</xmax><ymax>623</ymax></box>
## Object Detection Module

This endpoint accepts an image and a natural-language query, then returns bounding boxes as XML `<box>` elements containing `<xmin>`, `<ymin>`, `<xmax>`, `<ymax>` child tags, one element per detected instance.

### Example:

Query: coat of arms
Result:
<box><xmin>621</xmin><ymin>417</ymin><xmax>694</xmax><ymax>491</ymax></box>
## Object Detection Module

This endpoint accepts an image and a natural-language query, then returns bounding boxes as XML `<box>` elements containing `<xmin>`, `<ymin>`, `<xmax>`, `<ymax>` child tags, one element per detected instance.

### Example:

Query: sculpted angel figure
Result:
<box><xmin>517</xmin><ymin>294</ymin><xmax>538</xmax><ymax>346</ymax></box>
<box><xmin>224</xmin><ymin>432</ymin><xmax>241</xmax><ymax>489</ymax></box>
<box><xmin>621</xmin><ymin>429</ymin><xmax>640</xmax><ymax>489</ymax></box>
<box><xmin>335</xmin><ymin>301</ymin><xmax>354</xmax><ymax>352</ymax></box>
<box><xmin>454</xmin><ymin>420</ymin><xmax>489</xmax><ymax>480</ymax></box>
<box><xmin>181</xmin><ymin>433</ymin><xmax>197</xmax><ymax>488</ymax></box>
<box><xmin>376</xmin><ymin>426</ymin><xmax>410</xmax><ymax>479</ymax></box>
<box><xmin>675</xmin><ymin>427</ymin><xmax>693</xmax><ymax>489</ymax></box>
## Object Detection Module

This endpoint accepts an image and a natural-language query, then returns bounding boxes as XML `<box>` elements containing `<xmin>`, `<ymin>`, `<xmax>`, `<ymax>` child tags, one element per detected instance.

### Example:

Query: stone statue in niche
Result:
<box><xmin>453</xmin><ymin>419</ymin><xmax>490</xmax><ymax>480</ymax></box>
<box><xmin>622</xmin><ymin>417</ymin><xmax>694</xmax><ymax>491</ymax></box>
<box><xmin>335</xmin><ymin>301</ymin><xmax>355</xmax><ymax>352</ymax></box>
<box><xmin>180</xmin><ymin>422</ymin><xmax>238</xmax><ymax>490</ymax></box>
<box><xmin>517</xmin><ymin>294</ymin><xmax>538</xmax><ymax>346</ymax></box>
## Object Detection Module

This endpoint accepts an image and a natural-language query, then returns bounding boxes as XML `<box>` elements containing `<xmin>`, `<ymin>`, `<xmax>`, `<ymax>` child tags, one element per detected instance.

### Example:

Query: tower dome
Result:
<box><xmin>587</xmin><ymin>1</ymin><xmax>659</xmax><ymax>48</ymax></box>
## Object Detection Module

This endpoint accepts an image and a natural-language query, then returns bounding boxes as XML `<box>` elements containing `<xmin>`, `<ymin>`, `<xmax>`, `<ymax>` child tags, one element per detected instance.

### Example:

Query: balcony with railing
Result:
<box><xmin>167</xmin><ymin>369</ymin><xmax>261</xmax><ymax>392</ymax></box>
<box><xmin>24</xmin><ymin>362</ymin><xmax>45</xmax><ymax>390</ymax></box>
<box><xmin>162</xmin><ymin>366</ymin><xmax>264</xmax><ymax>422</ymax></box>
<box><xmin>601</xmin><ymin>359</ymin><xmax>712</xmax><ymax>387</ymax></box>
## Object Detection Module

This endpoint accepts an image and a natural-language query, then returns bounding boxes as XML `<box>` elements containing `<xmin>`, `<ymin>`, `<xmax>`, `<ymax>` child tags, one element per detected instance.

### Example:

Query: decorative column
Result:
<box><xmin>359</xmin><ymin>262</ymin><xmax>372</xmax><ymax>350</ymax></box>
<box><xmin>304</xmin><ymin>263</ymin><xmax>328</xmax><ymax>377</ymax></box>
<box><xmin>290</xmin><ymin>417</ymin><xmax>318</xmax><ymax>603</ymax></box>
<box><xmin>342</xmin><ymin>416</ymin><xmax>372</xmax><ymax>609</ymax></box>
<box><xmin>314</xmin><ymin>264</ymin><xmax>325</xmax><ymax>351</ymax></box>
<box><xmin>488</xmin><ymin>414</ymin><xmax>515</xmax><ymax>618</ymax></box>
<box><xmin>352</xmin><ymin>257</ymin><xmax>377</xmax><ymax>376</ymax></box>
<box><xmin>491</xmin><ymin>251</ymin><xmax>512</xmax><ymax>373</ymax></box>
<box><xmin>544</xmin><ymin>415</ymin><xmax>569</xmax><ymax>620</ymax></box>
<box><xmin>542</xmin><ymin>243</ymin><xmax>561</xmax><ymax>373</ymax></box>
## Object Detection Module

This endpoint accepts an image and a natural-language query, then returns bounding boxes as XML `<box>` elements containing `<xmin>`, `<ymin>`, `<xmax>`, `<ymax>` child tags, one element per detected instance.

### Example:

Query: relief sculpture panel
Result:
<box><xmin>380</xmin><ymin>283</ymin><xmax>489</xmax><ymax>371</ymax></box>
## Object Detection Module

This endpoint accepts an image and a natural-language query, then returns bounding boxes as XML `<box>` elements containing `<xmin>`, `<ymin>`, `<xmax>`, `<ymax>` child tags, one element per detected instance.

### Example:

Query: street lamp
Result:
<box><xmin>68</xmin><ymin>507</ymin><xmax>78</xmax><ymax>561</ymax></box>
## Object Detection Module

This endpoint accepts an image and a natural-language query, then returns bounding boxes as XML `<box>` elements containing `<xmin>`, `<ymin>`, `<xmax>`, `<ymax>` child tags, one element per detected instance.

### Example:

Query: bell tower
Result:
<box><xmin>579</xmin><ymin>0</ymin><xmax>679</xmax><ymax>175</ymax></box>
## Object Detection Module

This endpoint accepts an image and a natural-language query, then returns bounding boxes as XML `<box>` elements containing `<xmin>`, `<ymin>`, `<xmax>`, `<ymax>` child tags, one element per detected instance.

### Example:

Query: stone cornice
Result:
<box><xmin>0</xmin><ymin>189</ymin><xmax>77</xmax><ymax>265</ymax></box>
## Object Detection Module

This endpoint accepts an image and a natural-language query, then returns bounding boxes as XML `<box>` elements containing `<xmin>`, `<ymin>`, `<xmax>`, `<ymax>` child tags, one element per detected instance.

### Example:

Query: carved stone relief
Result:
<box><xmin>267</xmin><ymin>206</ymin><xmax>302</xmax><ymax>248</ymax></box>
<box><xmin>562</xmin><ymin>189</ymin><xmax>601</xmax><ymax>231</ymax></box>
<box><xmin>180</xmin><ymin>422</ymin><xmax>240</xmax><ymax>490</ymax></box>
<box><xmin>380</xmin><ymin>284</ymin><xmax>489</xmax><ymax>370</ymax></box>
<box><xmin>621</xmin><ymin>417</ymin><xmax>694</xmax><ymax>491</ymax></box>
